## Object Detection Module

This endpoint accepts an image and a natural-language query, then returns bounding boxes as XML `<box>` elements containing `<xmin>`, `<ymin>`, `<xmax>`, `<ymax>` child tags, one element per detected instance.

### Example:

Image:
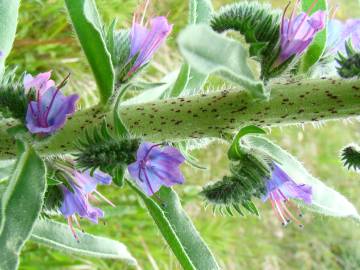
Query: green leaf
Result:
<box><xmin>0</xmin><ymin>0</ymin><xmax>20</xmax><ymax>79</ymax></box>
<box><xmin>128</xmin><ymin>181</ymin><xmax>195</xmax><ymax>269</ymax></box>
<box><xmin>300</xmin><ymin>0</ymin><xmax>328</xmax><ymax>72</ymax></box>
<box><xmin>128</xmin><ymin>180</ymin><xmax>219</xmax><ymax>270</ymax></box>
<box><xmin>0</xmin><ymin>143</ymin><xmax>46</xmax><ymax>270</ymax></box>
<box><xmin>158</xmin><ymin>187</ymin><xmax>220</xmax><ymax>270</ymax></box>
<box><xmin>178</xmin><ymin>24</ymin><xmax>267</xmax><ymax>99</ymax></box>
<box><xmin>228</xmin><ymin>125</ymin><xmax>266</xmax><ymax>160</ymax></box>
<box><xmin>65</xmin><ymin>0</ymin><xmax>114</xmax><ymax>104</ymax></box>
<box><xmin>189</xmin><ymin>0</ymin><xmax>213</xmax><ymax>24</ymax></box>
<box><xmin>0</xmin><ymin>160</ymin><xmax>14</xmax><ymax>181</ymax></box>
<box><xmin>245</xmin><ymin>135</ymin><xmax>360</xmax><ymax>221</ymax></box>
<box><xmin>30</xmin><ymin>219</ymin><xmax>137</xmax><ymax>264</ymax></box>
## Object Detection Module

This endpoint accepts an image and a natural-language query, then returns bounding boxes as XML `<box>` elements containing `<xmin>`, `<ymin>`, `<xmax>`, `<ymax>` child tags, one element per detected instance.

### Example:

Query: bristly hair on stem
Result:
<box><xmin>341</xmin><ymin>144</ymin><xmax>360</xmax><ymax>171</ymax></box>
<box><xmin>0</xmin><ymin>68</ymin><xmax>34</xmax><ymax>120</ymax></box>
<box><xmin>74</xmin><ymin>120</ymin><xmax>140</xmax><ymax>187</ymax></box>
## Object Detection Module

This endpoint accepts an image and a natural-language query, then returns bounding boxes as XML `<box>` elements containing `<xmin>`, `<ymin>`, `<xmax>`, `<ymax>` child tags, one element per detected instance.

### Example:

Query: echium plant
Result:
<box><xmin>1</xmin><ymin>0</ymin><xmax>360</xmax><ymax>269</ymax></box>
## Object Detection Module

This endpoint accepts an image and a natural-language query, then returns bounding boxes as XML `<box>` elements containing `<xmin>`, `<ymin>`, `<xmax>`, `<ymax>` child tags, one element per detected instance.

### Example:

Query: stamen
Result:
<box><xmin>305</xmin><ymin>0</ymin><xmax>319</xmax><ymax>15</ymax></box>
<box><xmin>93</xmin><ymin>189</ymin><xmax>116</xmax><ymax>207</ymax></box>
<box><xmin>43</xmin><ymin>74</ymin><xmax>71</xmax><ymax>123</ymax></box>
<box><xmin>278</xmin><ymin>189</ymin><xmax>303</xmax><ymax>217</ymax></box>
<box><xmin>279</xmin><ymin>199</ymin><xmax>303</xmax><ymax>227</ymax></box>
<box><xmin>141</xmin><ymin>0</ymin><xmax>150</xmax><ymax>25</ymax></box>
<box><xmin>270</xmin><ymin>194</ymin><xmax>288</xmax><ymax>226</ymax></box>
<box><xmin>290</xmin><ymin>0</ymin><xmax>319</xmax><ymax>42</ymax></box>
<box><xmin>72</xmin><ymin>215</ymin><xmax>84</xmax><ymax>232</ymax></box>
<box><xmin>67</xmin><ymin>217</ymin><xmax>79</xmax><ymax>242</ymax></box>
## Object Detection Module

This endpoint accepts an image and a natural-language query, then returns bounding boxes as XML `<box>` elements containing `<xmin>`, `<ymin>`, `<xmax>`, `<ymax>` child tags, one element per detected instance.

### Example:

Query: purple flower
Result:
<box><xmin>25</xmin><ymin>72</ymin><xmax>79</xmax><ymax>135</ymax></box>
<box><xmin>128</xmin><ymin>1</ymin><xmax>172</xmax><ymax>75</ymax></box>
<box><xmin>327</xmin><ymin>19</ymin><xmax>360</xmax><ymax>54</ymax></box>
<box><xmin>262</xmin><ymin>163</ymin><xmax>312</xmax><ymax>227</ymax></box>
<box><xmin>128</xmin><ymin>142</ymin><xmax>185</xmax><ymax>196</ymax></box>
<box><xmin>278</xmin><ymin>0</ymin><xmax>326</xmax><ymax>63</ymax></box>
<box><xmin>59</xmin><ymin>169</ymin><xmax>113</xmax><ymax>240</ymax></box>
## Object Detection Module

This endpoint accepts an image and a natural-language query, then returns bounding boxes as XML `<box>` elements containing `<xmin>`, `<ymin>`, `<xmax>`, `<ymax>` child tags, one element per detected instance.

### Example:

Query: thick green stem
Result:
<box><xmin>0</xmin><ymin>78</ymin><xmax>360</xmax><ymax>159</ymax></box>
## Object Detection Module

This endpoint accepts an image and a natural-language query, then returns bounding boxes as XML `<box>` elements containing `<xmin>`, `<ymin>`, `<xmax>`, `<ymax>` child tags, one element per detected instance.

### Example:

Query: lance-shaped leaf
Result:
<box><xmin>0</xmin><ymin>160</ymin><xmax>14</xmax><ymax>181</ymax></box>
<box><xmin>128</xmin><ymin>181</ymin><xmax>196</xmax><ymax>270</ymax></box>
<box><xmin>178</xmin><ymin>24</ymin><xmax>267</xmax><ymax>99</ymax></box>
<box><xmin>65</xmin><ymin>0</ymin><xmax>114</xmax><ymax>104</ymax></box>
<box><xmin>0</xmin><ymin>143</ymin><xmax>46</xmax><ymax>270</ymax></box>
<box><xmin>30</xmin><ymin>219</ymin><xmax>137</xmax><ymax>264</ymax></box>
<box><xmin>158</xmin><ymin>187</ymin><xmax>220</xmax><ymax>270</ymax></box>
<box><xmin>300</xmin><ymin>0</ymin><xmax>328</xmax><ymax>73</ymax></box>
<box><xmin>129</xmin><ymin>181</ymin><xmax>220</xmax><ymax>269</ymax></box>
<box><xmin>0</xmin><ymin>0</ymin><xmax>20</xmax><ymax>79</ymax></box>
<box><xmin>244</xmin><ymin>135</ymin><xmax>360</xmax><ymax>221</ymax></box>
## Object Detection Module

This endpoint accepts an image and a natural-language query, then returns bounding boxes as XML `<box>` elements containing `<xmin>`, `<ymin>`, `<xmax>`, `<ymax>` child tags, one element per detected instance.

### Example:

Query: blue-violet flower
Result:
<box><xmin>25</xmin><ymin>71</ymin><xmax>79</xmax><ymax>135</ymax></box>
<box><xmin>128</xmin><ymin>142</ymin><xmax>185</xmax><ymax>196</ymax></box>
<box><xmin>262</xmin><ymin>163</ymin><xmax>312</xmax><ymax>227</ymax></box>
<box><xmin>128</xmin><ymin>0</ymin><xmax>173</xmax><ymax>75</ymax></box>
<box><xmin>278</xmin><ymin>0</ymin><xmax>326</xmax><ymax>64</ymax></box>
<box><xmin>59</xmin><ymin>169</ymin><xmax>114</xmax><ymax>239</ymax></box>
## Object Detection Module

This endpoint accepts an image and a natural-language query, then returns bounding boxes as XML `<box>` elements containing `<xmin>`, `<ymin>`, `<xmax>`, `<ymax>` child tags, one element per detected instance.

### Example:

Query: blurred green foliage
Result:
<box><xmin>9</xmin><ymin>0</ymin><xmax>360</xmax><ymax>269</ymax></box>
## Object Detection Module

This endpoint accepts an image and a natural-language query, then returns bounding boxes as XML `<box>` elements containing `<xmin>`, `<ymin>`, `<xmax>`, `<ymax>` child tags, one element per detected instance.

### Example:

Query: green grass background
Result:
<box><xmin>8</xmin><ymin>0</ymin><xmax>360</xmax><ymax>269</ymax></box>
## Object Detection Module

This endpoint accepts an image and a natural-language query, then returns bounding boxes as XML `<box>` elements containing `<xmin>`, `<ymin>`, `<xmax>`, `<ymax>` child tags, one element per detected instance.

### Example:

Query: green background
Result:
<box><xmin>8</xmin><ymin>0</ymin><xmax>360</xmax><ymax>269</ymax></box>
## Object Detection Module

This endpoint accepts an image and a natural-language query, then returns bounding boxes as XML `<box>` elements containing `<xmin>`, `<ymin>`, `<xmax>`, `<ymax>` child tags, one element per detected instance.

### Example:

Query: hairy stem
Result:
<box><xmin>0</xmin><ymin>78</ymin><xmax>360</xmax><ymax>159</ymax></box>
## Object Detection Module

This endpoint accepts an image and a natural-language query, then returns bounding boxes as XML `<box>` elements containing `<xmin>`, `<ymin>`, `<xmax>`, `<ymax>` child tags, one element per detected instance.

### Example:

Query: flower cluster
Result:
<box><xmin>262</xmin><ymin>163</ymin><xmax>312</xmax><ymax>227</ymax></box>
<box><xmin>24</xmin><ymin>71</ymin><xmax>79</xmax><ymax>135</ymax></box>
<box><xmin>278</xmin><ymin>0</ymin><xmax>326</xmax><ymax>64</ymax></box>
<box><xmin>59</xmin><ymin>169</ymin><xmax>114</xmax><ymax>240</ymax></box>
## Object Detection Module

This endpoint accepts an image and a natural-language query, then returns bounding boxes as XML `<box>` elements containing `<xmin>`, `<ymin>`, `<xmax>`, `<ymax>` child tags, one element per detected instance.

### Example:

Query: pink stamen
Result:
<box><xmin>141</xmin><ymin>0</ymin><xmax>150</xmax><ymax>25</ymax></box>
<box><xmin>291</xmin><ymin>0</ymin><xmax>319</xmax><ymax>40</ymax></box>
<box><xmin>67</xmin><ymin>217</ymin><xmax>79</xmax><ymax>241</ymax></box>
<box><xmin>93</xmin><ymin>189</ymin><xmax>116</xmax><ymax>207</ymax></box>
<box><xmin>270</xmin><ymin>193</ymin><xmax>288</xmax><ymax>225</ymax></box>
<box><xmin>287</xmin><ymin>0</ymin><xmax>301</xmax><ymax>37</ymax></box>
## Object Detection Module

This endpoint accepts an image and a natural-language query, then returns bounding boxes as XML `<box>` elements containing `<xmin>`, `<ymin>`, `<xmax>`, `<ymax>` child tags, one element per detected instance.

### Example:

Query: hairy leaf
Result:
<box><xmin>178</xmin><ymin>24</ymin><xmax>267</xmax><ymax>99</ymax></box>
<box><xmin>158</xmin><ymin>187</ymin><xmax>220</xmax><ymax>269</ymax></box>
<box><xmin>65</xmin><ymin>0</ymin><xmax>114</xmax><ymax>104</ymax></box>
<box><xmin>0</xmin><ymin>0</ymin><xmax>20</xmax><ymax>79</ymax></box>
<box><xmin>0</xmin><ymin>142</ymin><xmax>46</xmax><ymax>270</ymax></box>
<box><xmin>128</xmin><ymin>181</ymin><xmax>196</xmax><ymax>270</ymax></box>
<box><xmin>31</xmin><ymin>219</ymin><xmax>137</xmax><ymax>264</ymax></box>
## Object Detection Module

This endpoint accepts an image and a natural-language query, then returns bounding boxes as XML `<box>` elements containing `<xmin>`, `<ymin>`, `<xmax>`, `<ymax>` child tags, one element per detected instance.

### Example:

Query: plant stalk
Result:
<box><xmin>0</xmin><ymin>78</ymin><xmax>360</xmax><ymax>159</ymax></box>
